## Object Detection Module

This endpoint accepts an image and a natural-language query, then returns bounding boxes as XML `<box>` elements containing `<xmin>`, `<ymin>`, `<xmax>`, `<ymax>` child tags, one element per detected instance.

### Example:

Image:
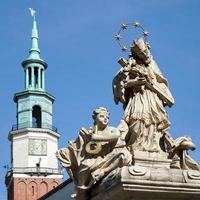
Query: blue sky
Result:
<box><xmin>1</xmin><ymin>0</ymin><xmax>200</xmax><ymax>198</ymax></box>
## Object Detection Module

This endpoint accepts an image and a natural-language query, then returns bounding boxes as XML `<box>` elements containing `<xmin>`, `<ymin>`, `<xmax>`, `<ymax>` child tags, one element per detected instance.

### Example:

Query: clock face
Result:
<box><xmin>29</xmin><ymin>139</ymin><xmax>47</xmax><ymax>155</ymax></box>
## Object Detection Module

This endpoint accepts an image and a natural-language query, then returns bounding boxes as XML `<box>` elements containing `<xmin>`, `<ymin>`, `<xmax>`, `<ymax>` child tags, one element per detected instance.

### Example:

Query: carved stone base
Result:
<box><xmin>90</xmin><ymin>165</ymin><xmax>200</xmax><ymax>200</ymax></box>
<box><xmin>133</xmin><ymin>150</ymin><xmax>172</xmax><ymax>168</ymax></box>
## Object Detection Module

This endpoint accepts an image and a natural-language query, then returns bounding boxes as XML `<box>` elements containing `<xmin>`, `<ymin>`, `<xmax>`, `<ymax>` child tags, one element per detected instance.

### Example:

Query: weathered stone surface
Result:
<box><xmin>91</xmin><ymin>166</ymin><xmax>200</xmax><ymax>200</ymax></box>
<box><xmin>133</xmin><ymin>151</ymin><xmax>172</xmax><ymax>168</ymax></box>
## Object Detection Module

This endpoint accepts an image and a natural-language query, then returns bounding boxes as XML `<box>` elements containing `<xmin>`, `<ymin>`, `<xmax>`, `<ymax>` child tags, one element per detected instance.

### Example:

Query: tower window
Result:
<box><xmin>34</xmin><ymin>67</ymin><xmax>38</xmax><ymax>88</ymax></box>
<box><xmin>28</xmin><ymin>67</ymin><xmax>31</xmax><ymax>86</ymax></box>
<box><xmin>41</xmin><ymin>69</ymin><xmax>43</xmax><ymax>89</ymax></box>
<box><xmin>32</xmin><ymin>105</ymin><xmax>41</xmax><ymax>128</ymax></box>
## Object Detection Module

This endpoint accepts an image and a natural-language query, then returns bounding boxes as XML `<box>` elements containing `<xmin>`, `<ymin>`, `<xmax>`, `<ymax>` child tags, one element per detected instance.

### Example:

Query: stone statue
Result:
<box><xmin>57</xmin><ymin>24</ymin><xmax>200</xmax><ymax>200</ymax></box>
<box><xmin>112</xmin><ymin>37</ymin><xmax>199</xmax><ymax>170</ymax></box>
<box><xmin>57</xmin><ymin>107</ymin><xmax>132</xmax><ymax>199</ymax></box>
<box><xmin>113</xmin><ymin>37</ymin><xmax>174</xmax><ymax>153</ymax></box>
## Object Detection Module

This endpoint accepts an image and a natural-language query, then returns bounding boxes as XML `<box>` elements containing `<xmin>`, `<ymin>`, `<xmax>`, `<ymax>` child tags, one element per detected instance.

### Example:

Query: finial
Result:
<box><xmin>28</xmin><ymin>8</ymin><xmax>41</xmax><ymax>59</ymax></box>
<box><xmin>29</xmin><ymin>8</ymin><xmax>36</xmax><ymax>21</ymax></box>
<box><xmin>22</xmin><ymin>8</ymin><xmax>47</xmax><ymax>69</ymax></box>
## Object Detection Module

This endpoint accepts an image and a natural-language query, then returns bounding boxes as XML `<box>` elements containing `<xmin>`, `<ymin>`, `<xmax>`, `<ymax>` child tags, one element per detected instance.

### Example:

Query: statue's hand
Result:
<box><xmin>124</xmin><ymin>77</ymin><xmax>146</xmax><ymax>88</ymax></box>
<box><xmin>94</xmin><ymin>170</ymin><xmax>105</xmax><ymax>182</ymax></box>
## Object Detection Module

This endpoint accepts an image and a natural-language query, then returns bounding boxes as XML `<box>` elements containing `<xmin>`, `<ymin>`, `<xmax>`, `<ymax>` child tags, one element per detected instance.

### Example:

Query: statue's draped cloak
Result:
<box><xmin>113</xmin><ymin>59</ymin><xmax>174</xmax><ymax>151</ymax></box>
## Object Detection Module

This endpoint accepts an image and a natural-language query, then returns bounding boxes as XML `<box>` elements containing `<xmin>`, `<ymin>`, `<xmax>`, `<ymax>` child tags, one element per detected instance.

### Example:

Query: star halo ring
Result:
<box><xmin>114</xmin><ymin>21</ymin><xmax>149</xmax><ymax>53</ymax></box>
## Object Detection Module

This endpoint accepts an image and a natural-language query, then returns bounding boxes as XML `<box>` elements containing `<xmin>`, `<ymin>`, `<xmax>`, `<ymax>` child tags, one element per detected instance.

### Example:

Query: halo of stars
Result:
<box><xmin>114</xmin><ymin>21</ymin><xmax>149</xmax><ymax>52</ymax></box>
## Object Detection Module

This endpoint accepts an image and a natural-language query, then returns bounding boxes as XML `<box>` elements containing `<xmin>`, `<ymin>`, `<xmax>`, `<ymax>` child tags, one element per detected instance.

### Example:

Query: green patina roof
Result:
<box><xmin>22</xmin><ymin>13</ymin><xmax>47</xmax><ymax>68</ymax></box>
<box><xmin>14</xmin><ymin>90</ymin><xmax>55</xmax><ymax>103</ymax></box>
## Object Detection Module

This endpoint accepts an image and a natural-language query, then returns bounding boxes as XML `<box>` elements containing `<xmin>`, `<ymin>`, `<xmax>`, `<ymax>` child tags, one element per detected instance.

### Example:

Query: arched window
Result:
<box><xmin>32</xmin><ymin>105</ymin><xmax>41</xmax><ymax>128</ymax></box>
<box><xmin>51</xmin><ymin>181</ymin><xmax>59</xmax><ymax>190</ymax></box>
<box><xmin>28</xmin><ymin>181</ymin><xmax>37</xmax><ymax>199</ymax></box>
<box><xmin>18</xmin><ymin>181</ymin><xmax>26</xmax><ymax>200</ymax></box>
<box><xmin>39</xmin><ymin>182</ymin><xmax>48</xmax><ymax>197</ymax></box>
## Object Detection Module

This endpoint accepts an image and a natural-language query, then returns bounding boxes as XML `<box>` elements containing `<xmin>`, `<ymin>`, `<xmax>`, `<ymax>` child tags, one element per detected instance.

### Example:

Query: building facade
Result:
<box><xmin>5</xmin><ymin>13</ymin><xmax>63</xmax><ymax>200</ymax></box>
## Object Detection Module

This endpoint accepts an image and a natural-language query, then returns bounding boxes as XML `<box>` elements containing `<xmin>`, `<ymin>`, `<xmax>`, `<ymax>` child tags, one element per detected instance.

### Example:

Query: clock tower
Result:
<box><xmin>5</xmin><ymin>9</ymin><xmax>63</xmax><ymax>200</ymax></box>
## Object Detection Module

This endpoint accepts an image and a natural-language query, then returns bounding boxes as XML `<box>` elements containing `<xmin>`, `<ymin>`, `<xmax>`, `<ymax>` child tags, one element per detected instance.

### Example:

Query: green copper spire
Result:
<box><xmin>29</xmin><ymin>8</ymin><xmax>40</xmax><ymax>59</ymax></box>
<box><xmin>28</xmin><ymin>8</ymin><xmax>41</xmax><ymax>60</ymax></box>
<box><xmin>22</xmin><ymin>8</ymin><xmax>47</xmax><ymax>67</ymax></box>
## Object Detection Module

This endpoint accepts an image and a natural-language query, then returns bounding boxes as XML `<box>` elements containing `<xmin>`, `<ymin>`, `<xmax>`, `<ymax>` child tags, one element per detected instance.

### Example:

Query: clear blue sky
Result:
<box><xmin>1</xmin><ymin>0</ymin><xmax>200</xmax><ymax>198</ymax></box>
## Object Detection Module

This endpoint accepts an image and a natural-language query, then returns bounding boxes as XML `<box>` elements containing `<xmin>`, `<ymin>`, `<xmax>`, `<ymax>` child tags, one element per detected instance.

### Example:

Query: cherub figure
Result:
<box><xmin>57</xmin><ymin>107</ymin><xmax>132</xmax><ymax>199</ymax></box>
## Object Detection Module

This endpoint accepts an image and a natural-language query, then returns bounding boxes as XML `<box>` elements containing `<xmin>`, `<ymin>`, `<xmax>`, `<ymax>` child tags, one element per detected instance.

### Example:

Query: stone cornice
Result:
<box><xmin>8</xmin><ymin>128</ymin><xmax>60</xmax><ymax>141</ymax></box>
<box><xmin>14</xmin><ymin>90</ymin><xmax>55</xmax><ymax>103</ymax></box>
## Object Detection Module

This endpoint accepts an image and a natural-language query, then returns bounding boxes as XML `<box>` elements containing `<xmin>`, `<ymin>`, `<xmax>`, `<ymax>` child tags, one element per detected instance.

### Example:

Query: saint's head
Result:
<box><xmin>130</xmin><ymin>38</ymin><xmax>151</xmax><ymax>65</ymax></box>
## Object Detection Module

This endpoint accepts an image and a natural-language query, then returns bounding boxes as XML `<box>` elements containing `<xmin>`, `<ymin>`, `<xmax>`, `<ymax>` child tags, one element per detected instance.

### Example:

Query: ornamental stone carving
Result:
<box><xmin>57</xmin><ymin>23</ymin><xmax>200</xmax><ymax>200</ymax></box>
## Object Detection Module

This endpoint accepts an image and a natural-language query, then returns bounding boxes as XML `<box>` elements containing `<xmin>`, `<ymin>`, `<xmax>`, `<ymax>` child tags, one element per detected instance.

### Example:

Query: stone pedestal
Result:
<box><xmin>133</xmin><ymin>150</ymin><xmax>172</xmax><ymax>168</ymax></box>
<box><xmin>90</xmin><ymin>152</ymin><xmax>200</xmax><ymax>200</ymax></box>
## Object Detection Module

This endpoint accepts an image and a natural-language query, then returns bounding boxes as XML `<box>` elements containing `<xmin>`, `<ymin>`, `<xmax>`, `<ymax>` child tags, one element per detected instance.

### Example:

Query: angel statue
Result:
<box><xmin>113</xmin><ymin>37</ymin><xmax>175</xmax><ymax>153</ymax></box>
<box><xmin>56</xmin><ymin>107</ymin><xmax>132</xmax><ymax>199</ymax></box>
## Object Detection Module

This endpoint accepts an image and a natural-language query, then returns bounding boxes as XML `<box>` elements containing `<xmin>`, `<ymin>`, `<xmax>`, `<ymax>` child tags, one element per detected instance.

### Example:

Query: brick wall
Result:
<box><xmin>8</xmin><ymin>177</ymin><xmax>62</xmax><ymax>200</ymax></box>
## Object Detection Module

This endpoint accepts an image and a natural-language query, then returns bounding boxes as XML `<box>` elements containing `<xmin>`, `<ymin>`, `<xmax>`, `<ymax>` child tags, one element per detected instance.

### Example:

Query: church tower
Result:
<box><xmin>5</xmin><ymin>9</ymin><xmax>63</xmax><ymax>200</ymax></box>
